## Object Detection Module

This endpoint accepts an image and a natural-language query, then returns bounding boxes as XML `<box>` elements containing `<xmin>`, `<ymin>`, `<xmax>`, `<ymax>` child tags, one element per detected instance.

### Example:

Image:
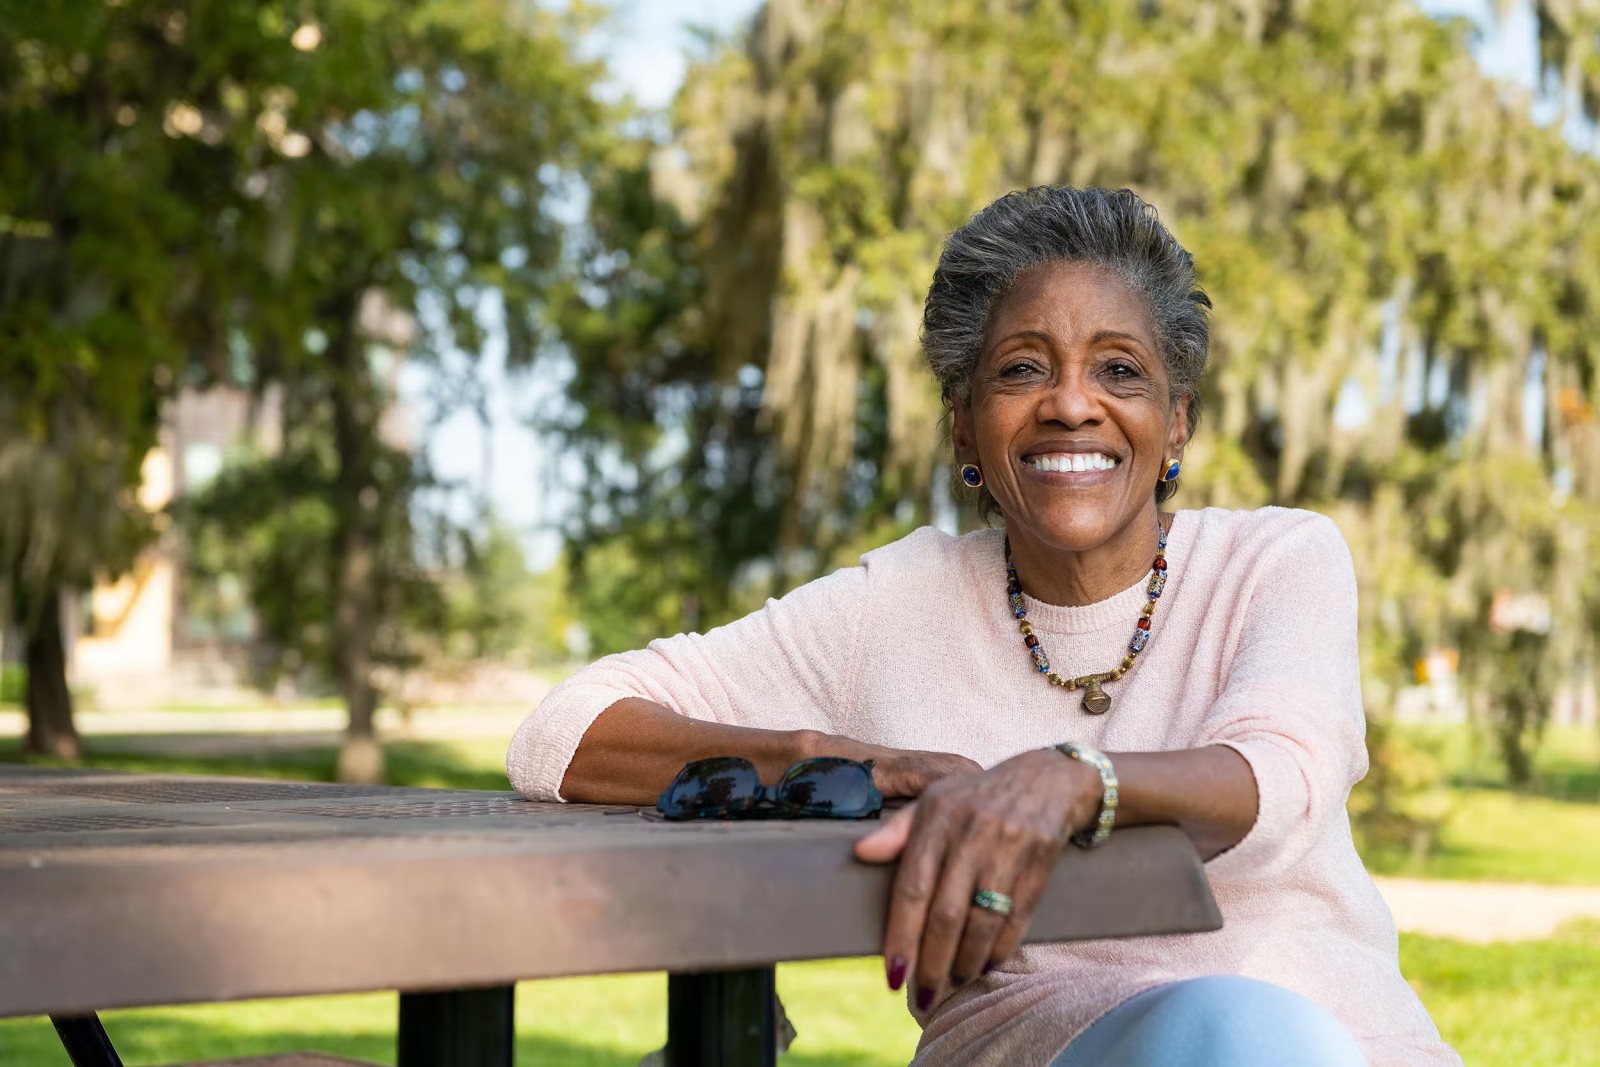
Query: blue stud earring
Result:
<box><xmin>960</xmin><ymin>464</ymin><xmax>984</xmax><ymax>488</ymax></box>
<box><xmin>1162</xmin><ymin>458</ymin><xmax>1182</xmax><ymax>482</ymax></box>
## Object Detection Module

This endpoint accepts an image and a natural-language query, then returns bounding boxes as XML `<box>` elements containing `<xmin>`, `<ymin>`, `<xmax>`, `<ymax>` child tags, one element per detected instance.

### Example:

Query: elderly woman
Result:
<box><xmin>508</xmin><ymin>186</ymin><xmax>1458</xmax><ymax>1066</ymax></box>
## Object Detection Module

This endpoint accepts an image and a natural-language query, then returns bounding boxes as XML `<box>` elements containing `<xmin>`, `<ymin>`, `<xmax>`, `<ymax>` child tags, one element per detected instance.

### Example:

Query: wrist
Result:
<box><xmin>1052</xmin><ymin>742</ymin><xmax>1119</xmax><ymax>848</ymax></box>
<box><xmin>1046</xmin><ymin>751</ymin><xmax>1102</xmax><ymax>838</ymax></box>
<box><xmin>790</xmin><ymin>728</ymin><xmax>828</xmax><ymax>761</ymax></box>
<box><xmin>794</xmin><ymin>729</ymin><xmax>873</xmax><ymax>763</ymax></box>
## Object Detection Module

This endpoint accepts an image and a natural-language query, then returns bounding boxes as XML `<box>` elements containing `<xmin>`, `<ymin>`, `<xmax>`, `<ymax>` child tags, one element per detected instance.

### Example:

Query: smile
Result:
<box><xmin>1025</xmin><ymin>453</ymin><xmax>1119</xmax><ymax>473</ymax></box>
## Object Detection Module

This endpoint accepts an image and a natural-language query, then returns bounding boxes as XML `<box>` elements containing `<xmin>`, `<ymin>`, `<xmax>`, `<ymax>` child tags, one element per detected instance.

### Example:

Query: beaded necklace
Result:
<box><xmin>1004</xmin><ymin>524</ymin><xmax>1169</xmax><ymax>715</ymax></box>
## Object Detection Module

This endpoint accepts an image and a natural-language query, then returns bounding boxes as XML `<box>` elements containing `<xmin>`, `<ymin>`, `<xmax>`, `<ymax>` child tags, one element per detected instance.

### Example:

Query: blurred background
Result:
<box><xmin>2</xmin><ymin>0</ymin><xmax>1598</xmax><ymax>1064</ymax></box>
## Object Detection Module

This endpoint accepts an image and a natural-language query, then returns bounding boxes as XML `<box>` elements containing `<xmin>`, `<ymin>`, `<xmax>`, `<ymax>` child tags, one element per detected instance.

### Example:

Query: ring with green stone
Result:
<box><xmin>972</xmin><ymin>888</ymin><xmax>1014</xmax><ymax>916</ymax></box>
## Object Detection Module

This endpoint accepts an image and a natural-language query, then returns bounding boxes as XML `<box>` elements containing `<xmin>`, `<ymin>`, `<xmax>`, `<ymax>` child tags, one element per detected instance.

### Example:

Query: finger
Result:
<box><xmin>983</xmin><ymin>844</ymin><xmax>1056</xmax><ymax>970</ymax></box>
<box><xmin>853</xmin><ymin>802</ymin><xmax>916</xmax><ymax>864</ymax></box>
<box><xmin>909</xmin><ymin>830</ymin><xmax>982</xmax><ymax>1009</ymax></box>
<box><xmin>881</xmin><ymin>802</ymin><xmax>949</xmax><ymax>1000</ymax></box>
<box><xmin>949</xmin><ymin>849</ymin><xmax>1029</xmax><ymax>986</ymax></box>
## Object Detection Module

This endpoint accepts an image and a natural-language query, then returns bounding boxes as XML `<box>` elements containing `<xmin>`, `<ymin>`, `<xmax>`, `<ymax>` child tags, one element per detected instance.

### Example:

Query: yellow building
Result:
<box><xmin>70</xmin><ymin>386</ymin><xmax>283</xmax><ymax>707</ymax></box>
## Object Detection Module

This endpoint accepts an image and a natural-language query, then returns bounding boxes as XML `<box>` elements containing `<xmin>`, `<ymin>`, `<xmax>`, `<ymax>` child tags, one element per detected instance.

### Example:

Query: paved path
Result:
<box><xmin>1372</xmin><ymin>875</ymin><xmax>1600</xmax><ymax>942</ymax></box>
<box><xmin>6</xmin><ymin>707</ymin><xmax>1600</xmax><ymax>943</ymax></box>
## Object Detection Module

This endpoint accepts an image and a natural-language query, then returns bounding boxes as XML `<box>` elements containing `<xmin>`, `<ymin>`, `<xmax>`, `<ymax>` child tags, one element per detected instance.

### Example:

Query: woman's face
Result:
<box><xmin>952</xmin><ymin>261</ymin><xmax>1189</xmax><ymax>554</ymax></box>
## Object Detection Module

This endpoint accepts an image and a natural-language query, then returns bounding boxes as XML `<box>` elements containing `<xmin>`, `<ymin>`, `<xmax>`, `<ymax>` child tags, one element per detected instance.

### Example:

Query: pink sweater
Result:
<box><xmin>508</xmin><ymin>507</ymin><xmax>1459</xmax><ymax>1066</ymax></box>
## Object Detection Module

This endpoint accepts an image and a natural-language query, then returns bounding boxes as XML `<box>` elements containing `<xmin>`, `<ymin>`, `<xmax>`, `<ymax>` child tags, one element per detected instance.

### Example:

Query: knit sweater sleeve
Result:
<box><xmin>506</xmin><ymin>562</ymin><xmax>871</xmax><ymax>802</ymax></box>
<box><xmin>1197</xmin><ymin>513</ymin><xmax>1369</xmax><ymax>883</ymax></box>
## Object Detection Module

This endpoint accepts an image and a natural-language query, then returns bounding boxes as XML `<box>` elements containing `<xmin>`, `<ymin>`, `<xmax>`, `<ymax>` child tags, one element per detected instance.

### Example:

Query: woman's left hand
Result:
<box><xmin>853</xmin><ymin>747</ymin><xmax>1100</xmax><ymax>1011</ymax></box>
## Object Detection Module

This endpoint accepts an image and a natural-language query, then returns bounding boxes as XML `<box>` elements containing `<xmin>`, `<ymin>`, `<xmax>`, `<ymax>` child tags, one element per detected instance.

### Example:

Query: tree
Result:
<box><xmin>557</xmin><ymin>0</ymin><xmax>1600</xmax><ymax>779</ymax></box>
<box><xmin>210</xmin><ymin>1</ymin><xmax>602</xmax><ymax>780</ymax></box>
<box><xmin>3</xmin><ymin>0</ymin><xmax>607</xmax><ymax>778</ymax></box>
<box><xmin>0</xmin><ymin>0</ymin><xmax>270</xmax><ymax>754</ymax></box>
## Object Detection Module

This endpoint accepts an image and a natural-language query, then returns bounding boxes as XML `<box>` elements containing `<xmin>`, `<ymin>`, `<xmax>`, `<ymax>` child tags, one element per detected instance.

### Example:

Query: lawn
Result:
<box><xmin>2</xmin><ymin>929</ymin><xmax>1597</xmax><ymax>1066</ymax></box>
<box><xmin>1358</xmin><ymin>724</ymin><xmax>1600</xmax><ymax>885</ymax></box>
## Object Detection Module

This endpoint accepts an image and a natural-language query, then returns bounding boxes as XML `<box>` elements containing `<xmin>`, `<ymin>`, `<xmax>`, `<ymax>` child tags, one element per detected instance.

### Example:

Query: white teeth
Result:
<box><xmin>1027</xmin><ymin>453</ymin><xmax>1117</xmax><ymax>472</ymax></box>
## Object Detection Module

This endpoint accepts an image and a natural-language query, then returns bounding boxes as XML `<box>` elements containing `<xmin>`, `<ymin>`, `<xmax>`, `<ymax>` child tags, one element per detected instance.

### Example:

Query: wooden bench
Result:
<box><xmin>2</xmin><ymin>766</ymin><xmax>1222</xmax><ymax>1066</ymax></box>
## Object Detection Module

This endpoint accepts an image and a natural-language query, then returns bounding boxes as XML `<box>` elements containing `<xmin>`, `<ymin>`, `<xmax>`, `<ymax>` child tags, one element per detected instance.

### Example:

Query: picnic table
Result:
<box><xmin>0</xmin><ymin>765</ymin><xmax>1222</xmax><ymax>1067</ymax></box>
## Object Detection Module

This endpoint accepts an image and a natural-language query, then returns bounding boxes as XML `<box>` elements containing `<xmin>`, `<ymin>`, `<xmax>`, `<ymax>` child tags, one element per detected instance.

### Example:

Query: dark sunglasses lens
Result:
<box><xmin>777</xmin><ymin>759</ymin><xmax>875</xmax><ymax>814</ymax></box>
<box><xmin>665</xmin><ymin>757</ymin><xmax>761</xmax><ymax>813</ymax></box>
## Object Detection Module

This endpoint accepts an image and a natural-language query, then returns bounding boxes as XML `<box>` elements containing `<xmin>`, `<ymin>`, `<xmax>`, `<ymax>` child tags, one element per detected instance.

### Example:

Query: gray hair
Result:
<box><xmin>922</xmin><ymin>186</ymin><xmax>1211</xmax><ymax>505</ymax></box>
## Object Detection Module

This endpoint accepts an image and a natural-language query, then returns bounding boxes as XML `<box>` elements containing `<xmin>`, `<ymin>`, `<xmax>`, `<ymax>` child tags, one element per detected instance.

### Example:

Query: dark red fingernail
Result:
<box><xmin>982</xmin><ymin>962</ymin><xmax>994</xmax><ymax>976</ymax></box>
<box><xmin>916</xmin><ymin>986</ymin><xmax>935</xmax><ymax>1011</ymax></box>
<box><xmin>951</xmin><ymin>973</ymin><xmax>970</xmax><ymax>988</ymax></box>
<box><xmin>887</xmin><ymin>956</ymin><xmax>907</xmax><ymax>991</ymax></box>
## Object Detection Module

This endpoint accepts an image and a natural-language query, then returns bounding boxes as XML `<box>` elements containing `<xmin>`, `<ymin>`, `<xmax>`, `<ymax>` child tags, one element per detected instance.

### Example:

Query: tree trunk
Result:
<box><xmin>329</xmin><ymin>292</ymin><xmax>385</xmax><ymax>785</ymax></box>
<box><xmin>1497</xmin><ymin>714</ymin><xmax>1534</xmax><ymax>789</ymax></box>
<box><xmin>23</xmin><ymin>589</ymin><xmax>82</xmax><ymax>759</ymax></box>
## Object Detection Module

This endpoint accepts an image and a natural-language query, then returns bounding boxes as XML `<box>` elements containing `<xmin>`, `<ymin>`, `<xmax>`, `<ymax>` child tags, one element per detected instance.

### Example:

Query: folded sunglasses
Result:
<box><xmin>656</xmin><ymin>755</ymin><xmax>884</xmax><ymax>821</ymax></box>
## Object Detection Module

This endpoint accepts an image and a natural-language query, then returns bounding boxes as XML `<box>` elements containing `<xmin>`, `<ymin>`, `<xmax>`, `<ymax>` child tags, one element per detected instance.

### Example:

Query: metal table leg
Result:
<box><xmin>666</xmin><ymin>967</ymin><xmax>776</xmax><ymax>1067</ymax></box>
<box><xmin>50</xmin><ymin>1014</ymin><xmax>125</xmax><ymax>1067</ymax></box>
<box><xmin>397</xmin><ymin>984</ymin><xmax>515</xmax><ymax>1067</ymax></box>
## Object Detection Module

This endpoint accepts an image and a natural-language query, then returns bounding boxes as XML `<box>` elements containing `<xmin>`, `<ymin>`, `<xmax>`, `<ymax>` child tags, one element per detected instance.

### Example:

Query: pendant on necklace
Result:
<box><xmin>1081</xmin><ymin>680</ymin><xmax>1112</xmax><ymax>716</ymax></box>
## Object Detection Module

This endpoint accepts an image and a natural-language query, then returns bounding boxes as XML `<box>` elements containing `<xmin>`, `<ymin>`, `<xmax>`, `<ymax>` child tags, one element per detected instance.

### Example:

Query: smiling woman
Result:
<box><xmin>954</xmin><ymin>261</ymin><xmax>1189</xmax><ymax>611</ymax></box>
<box><xmin>507</xmin><ymin>186</ymin><xmax>1460</xmax><ymax>1067</ymax></box>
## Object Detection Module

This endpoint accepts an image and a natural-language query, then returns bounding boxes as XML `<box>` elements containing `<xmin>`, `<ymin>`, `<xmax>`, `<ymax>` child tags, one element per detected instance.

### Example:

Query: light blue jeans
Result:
<box><xmin>1050</xmin><ymin>976</ymin><xmax>1368</xmax><ymax>1066</ymax></box>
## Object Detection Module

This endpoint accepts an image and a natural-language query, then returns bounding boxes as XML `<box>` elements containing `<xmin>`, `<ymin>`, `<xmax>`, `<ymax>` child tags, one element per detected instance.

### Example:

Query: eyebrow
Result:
<box><xmin>989</xmin><ymin>329</ymin><xmax>1054</xmax><ymax>352</ymax></box>
<box><xmin>1089</xmin><ymin>329</ymin><xmax>1153</xmax><ymax>352</ymax></box>
<box><xmin>988</xmin><ymin>328</ymin><xmax>1153</xmax><ymax>357</ymax></box>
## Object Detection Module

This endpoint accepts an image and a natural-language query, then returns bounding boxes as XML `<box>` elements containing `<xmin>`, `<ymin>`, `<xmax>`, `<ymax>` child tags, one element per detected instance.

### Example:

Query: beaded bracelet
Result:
<box><xmin>1054</xmin><ymin>742</ymin><xmax>1119</xmax><ymax>849</ymax></box>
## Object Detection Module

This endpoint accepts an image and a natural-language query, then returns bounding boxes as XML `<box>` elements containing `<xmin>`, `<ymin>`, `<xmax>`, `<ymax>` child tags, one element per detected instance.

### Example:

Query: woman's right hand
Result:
<box><xmin>820</xmin><ymin>735</ymin><xmax>982</xmax><ymax>798</ymax></box>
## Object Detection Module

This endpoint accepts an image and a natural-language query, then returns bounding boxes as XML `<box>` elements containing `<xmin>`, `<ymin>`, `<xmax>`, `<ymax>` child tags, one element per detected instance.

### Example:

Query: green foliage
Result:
<box><xmin>0</xmin><ymin>0</ymin><xmax>233</xmax><ymax>620</ymax></box>
<box><xmin>1350</xmin><ymin>714</ymin><xmax>1449</xmax><ymax>860</ymax></box>
<box><xmin>3</xmin><ymin>0</ymin><xmax>609</xmax><ymax>754</ymax></box>
<box><xmin>0</xmin><ymin>664</ymin><xmax>23</xmax><ymax>706</ymax></box>
<box><xmin>439</xmin><ymin>522</ymin><xmax>574</xmax><ymax>664</ymax></box>
<box><xmin>549</xmin><ymin>148</ymin><xmax>793</xmax><ymax>650</ymax></box>
<box><xmin>554</xmin><ymin>1</ymin><xmax>1600</xmax><ymax>788</ymax></box>
<box><xmin>179</xmin><ymin>440</ymin><xmax>442</xmax><ymax>692</ymax></box>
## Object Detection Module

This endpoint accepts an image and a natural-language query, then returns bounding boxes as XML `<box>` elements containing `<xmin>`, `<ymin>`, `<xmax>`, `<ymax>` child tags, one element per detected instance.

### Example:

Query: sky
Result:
<box><xmin>409</xmin><ymin>0</ymin><xmax>1544</xmax><ymax>572</ymax></box>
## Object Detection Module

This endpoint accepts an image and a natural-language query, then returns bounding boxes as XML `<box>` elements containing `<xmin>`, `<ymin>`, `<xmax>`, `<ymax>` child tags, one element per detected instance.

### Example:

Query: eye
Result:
<box><xmin>1105</xmin><ymin>360</ymin><xmax>1141</xmax><ymax>379</ymax></box>
<box><xmin>999</xmin><ymin>358</ymin><xmax>1044</xmax><ymax>378</ymax></box>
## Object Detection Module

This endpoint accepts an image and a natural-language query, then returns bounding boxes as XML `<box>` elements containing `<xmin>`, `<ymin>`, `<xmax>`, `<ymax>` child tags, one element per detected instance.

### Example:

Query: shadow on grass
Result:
<box><xmin>0</xmin><ymin>1018</ymin><xmax>643</xmax><ymax>1067</ymax></box>
<box><xmin>1448</xmin><ymin>763</ymin><xmax>1600</xmax><ymax>806</ymax></box>
<box><xmin>1512</xmin><ymin>761</ymin><xmax>1600</xmax><ymax>805</ymax></box>
<box><xmin>0</xmin><ymin>735</ymin><xmax>513</xmax><ymax>792</ymax></box>
<box><xmin>0</xmin><ymin>1015</ymin><xmax>905</xmax><ymax>1067</ymax></box>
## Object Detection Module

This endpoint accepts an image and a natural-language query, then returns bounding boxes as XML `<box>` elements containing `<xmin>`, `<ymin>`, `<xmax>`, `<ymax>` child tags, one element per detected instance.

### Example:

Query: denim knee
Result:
<box><xmin>1055</xmin><ymin>975</ymin><xmax>1367</xmax><ymax>1067</ymax></box>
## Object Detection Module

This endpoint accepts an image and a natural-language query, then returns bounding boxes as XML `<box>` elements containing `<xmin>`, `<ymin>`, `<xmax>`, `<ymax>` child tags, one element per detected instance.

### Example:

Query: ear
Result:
<box><xmin>1166</xmin><ymin>392</ymin><xmax>1191</xmax><ymax>459</ymax></box>
<box><xmin>951</xmin><ymin>394</ymin><xmax>979</xmax><ymax>467</ymax></box>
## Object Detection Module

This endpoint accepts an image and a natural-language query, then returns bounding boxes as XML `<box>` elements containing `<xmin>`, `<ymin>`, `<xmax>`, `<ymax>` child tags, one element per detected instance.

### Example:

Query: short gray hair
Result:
<box><xmin>922</xmin><ymin>186</ymin><xmax>1211</xmax><ymax>504</ymax></box>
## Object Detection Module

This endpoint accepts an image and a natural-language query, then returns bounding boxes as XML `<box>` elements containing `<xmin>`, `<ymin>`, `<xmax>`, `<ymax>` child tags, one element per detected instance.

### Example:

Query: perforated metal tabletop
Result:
<box><xmin>0</xmin><ymin>765</ymin><xmax>1221</xmax><ymax>1066</ymax></box>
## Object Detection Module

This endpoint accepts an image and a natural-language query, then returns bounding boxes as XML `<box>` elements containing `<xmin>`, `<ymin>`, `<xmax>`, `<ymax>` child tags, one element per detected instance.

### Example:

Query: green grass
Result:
<box><xmin>1363</xmin><ymin>787</ymin><xmax>1600</xmax><ymax>884</ymax></box>
<box><xmin>0</xmin><ymin>961</ymin><xmax>922</xmax><ymax>1067</ymax></box>
<box><xmin>0</xmin><ymin>735</ymin><xmax>518</xmax><ymax>792</ymax></box>
<box><xmin>1357</xmin><ymin>724</ymin><xmax>1600</xmax><ymax>884</ymax></box>
<box><xmin>1400</xmin><ymin>921</ymin><xmax>1600</xmax><ymax>1067</ymax></box>
<box><xmin>1411</xmin><ymin>724</ymin><xmax>1600</xmax><ymax>802</ymax></box>
<box><xmin>2</xmin><ymin>932</ymin><xmax>1596</xmax><ymax>1066</ymax></box>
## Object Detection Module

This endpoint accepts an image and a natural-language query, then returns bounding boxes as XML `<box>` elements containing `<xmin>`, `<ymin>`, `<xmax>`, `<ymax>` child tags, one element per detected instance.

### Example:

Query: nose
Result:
<box><xmin>1036</xmin><ymin>366</ymin><xmax>1105</xmax><ymax>428</ymax></box>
